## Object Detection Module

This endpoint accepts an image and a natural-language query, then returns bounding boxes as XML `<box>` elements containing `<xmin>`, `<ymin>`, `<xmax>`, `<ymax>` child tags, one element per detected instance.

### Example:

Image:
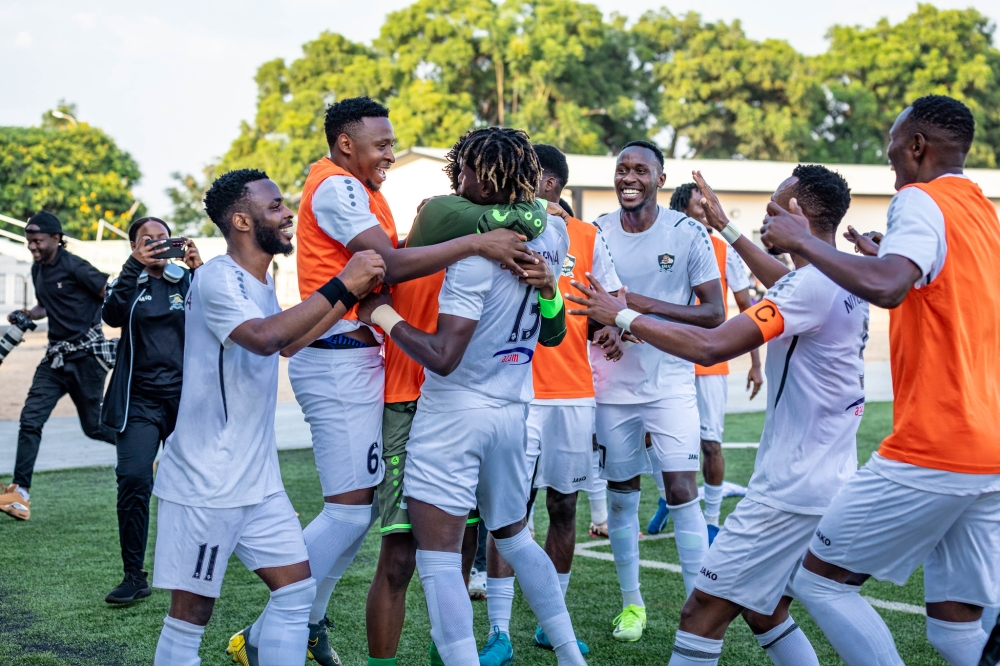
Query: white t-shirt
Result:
<box><xmin>153</xmin><ymin>255</ymin><xmax>284</xmax><ymax>509</ymax></box>
<box><xmin>748</xmin><ymin>265</ymin><xmax>869</xmax><ymax>515</ymax></box>
<box><xmin>419</xmin><ymin>218</ymin><xmax>570</xmax><ymax>412</ymax></box>
<box><xmin>725</xmin><ymin>243</ymin><xmax>751</xmax><ymax>292</ymax></box>
<box><xmin>877</xmin><ymin>175</ymin><xmax>964</xmax><ymax>288</ymax></box>
<box><xmin>590</xmin><ymin>207</ymin><xmax>721</xmax><ymax>404</ymax></box>
<box><xmin>311</xmin><ymin>174</ymin><xmax>383</xmax><ymax>337</ymax></box>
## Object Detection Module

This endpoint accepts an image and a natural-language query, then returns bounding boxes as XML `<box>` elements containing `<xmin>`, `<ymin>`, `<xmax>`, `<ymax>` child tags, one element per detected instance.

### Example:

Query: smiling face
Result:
<box><xmin>347</xmin><ymin>116</ymin><xmax>395</xmax><ymax>191</ymax></box>
<box><xmin>614</xmin><ymin>146</ymin><xmax>665</xmax><ymax>213</ymax></box>
<box><xmin>245</xmin><ymin>179</ymin><xmax>295</xmax><ymax>256</ymax></box>
<box><xmin>25</xmin><ymin>229</ymin><xmax>61</xmax><ymax>264</ymax></box>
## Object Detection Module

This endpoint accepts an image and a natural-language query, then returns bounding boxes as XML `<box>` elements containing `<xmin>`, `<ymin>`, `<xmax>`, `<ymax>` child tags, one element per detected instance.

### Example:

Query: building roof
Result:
<box><xmin>394</xmin><ymin>148</ymin><xmax>1000</xmax><ymax>198</ymax></box>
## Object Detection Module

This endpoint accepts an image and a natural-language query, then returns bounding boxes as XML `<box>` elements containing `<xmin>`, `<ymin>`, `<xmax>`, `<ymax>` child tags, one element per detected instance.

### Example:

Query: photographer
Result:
<box><xmin>101</xmin><ymin>217</ymin><xmax>201</xmax><ymax>604</ymax></box>
<box><xmin>0</xmin><ymin>212</ymin><xmax>116</xmax><ymax>522</ymax></box>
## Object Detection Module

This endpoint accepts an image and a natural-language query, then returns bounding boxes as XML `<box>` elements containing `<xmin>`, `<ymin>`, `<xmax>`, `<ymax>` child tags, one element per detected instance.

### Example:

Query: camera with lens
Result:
<box><xmin>0</xmin><ymin>310</ymin><xmax>38</xmax><ymax>364</ymax></box>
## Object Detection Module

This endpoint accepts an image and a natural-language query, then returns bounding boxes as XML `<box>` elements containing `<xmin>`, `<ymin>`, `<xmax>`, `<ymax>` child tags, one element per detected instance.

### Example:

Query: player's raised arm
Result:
<box><xmin>567</xmin><ymin>273</ymin><xmax>765</xmax><ymax>367</ymax></box>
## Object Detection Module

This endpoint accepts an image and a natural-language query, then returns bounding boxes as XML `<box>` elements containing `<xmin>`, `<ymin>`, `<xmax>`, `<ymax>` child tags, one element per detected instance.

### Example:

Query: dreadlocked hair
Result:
<box><xmin>669</xmin><ymin>183</ymin><xmax>699</xmax><ymax>214</ymax></box>
<box><xmin>444</xmin><ymin>127</ymin><xmax>540</xmax><ymax>204</ymax></box>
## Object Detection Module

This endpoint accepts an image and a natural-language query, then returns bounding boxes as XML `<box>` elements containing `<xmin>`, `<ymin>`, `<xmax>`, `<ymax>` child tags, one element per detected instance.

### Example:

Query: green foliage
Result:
<box><xmin>164</xmin><ymin>166</ymin><xmax>218</xmax><ymax>237</ymax></box>
<box><xmin>0</xmin><ymin>105</ymin><xmax>143</xmax><ymax>240</ymax></box>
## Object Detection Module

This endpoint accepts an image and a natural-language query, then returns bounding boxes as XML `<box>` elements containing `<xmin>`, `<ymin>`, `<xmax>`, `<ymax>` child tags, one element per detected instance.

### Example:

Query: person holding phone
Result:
<box><xmin>100</xmin><ymin>216</ymin><xmax>202</xmax><ymax>604</ymax></box>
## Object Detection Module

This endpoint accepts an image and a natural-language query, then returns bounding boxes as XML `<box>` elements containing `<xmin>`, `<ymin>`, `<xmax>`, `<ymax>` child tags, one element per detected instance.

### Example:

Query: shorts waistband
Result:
<box><xmin>309</xmin><ymin>333</ymin><xmax>379</xmax><ymax>350</ymax></box>
<box><xmin>293</xmin><ymin>344</ymin><xmax>383</xmax><ymax>361</ymax></box>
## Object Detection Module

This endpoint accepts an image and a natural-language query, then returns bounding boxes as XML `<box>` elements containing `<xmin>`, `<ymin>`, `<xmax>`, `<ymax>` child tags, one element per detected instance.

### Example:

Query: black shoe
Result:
<box><xmin>105</xmin><ymin>570</ymin><xmax>151</xmax><ymax>604</ymax></box>
<box><xmin>307</xmin><ymin>616</ymin><xmax>342</xmax><ymax>665</ymax></box>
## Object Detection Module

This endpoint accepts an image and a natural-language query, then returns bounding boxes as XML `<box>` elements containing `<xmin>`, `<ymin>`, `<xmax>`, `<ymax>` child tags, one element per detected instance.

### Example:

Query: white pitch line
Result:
<box><xmin>575</xmin><ymin>534</ymin><xmax>925</xmax><ymax>616</ymax></box>
<box><xmin>721</xmin><ymin>442</ymin><xmax>760</xmax><ymax>449</ymax></box>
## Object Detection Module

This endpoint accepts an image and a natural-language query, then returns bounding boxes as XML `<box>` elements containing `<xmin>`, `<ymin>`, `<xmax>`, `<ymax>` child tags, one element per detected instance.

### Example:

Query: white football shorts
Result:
<box><xmin>404</xmin><ymin>401</ymin><xmax>530</xmax><ymax>531</ymax></box>
<box><xmin>152</xmin><ymin>491</ymin><xmax>308</xmax><ymax>598</ymax></box>
<box><xmin>808</xmin><ymin>465</ymin><xmax>1000</xmax><ymax>607</ymax></box>
<box><xmin>695</xmin><ymin>374</ymin><xmax>728</xmax><ymax>444</ymax></box>
<box><xmin>289</xmin><ymin>346</ymin><xmax>385</xmax><ymax>496</ymax></box>
<box><xmin>526</xmin><ymin>403</ymin><xmax>595</xmax><ymax>494</ymax></box>
<box><xmin>595</xmin><ymin>394</ymin><xmax>701</xmax><ymax>481</ymax></box>
<box><xmin>695</xmin><ymin>498</ymin><xmax>818</xmax><ymax>615</ymax></box>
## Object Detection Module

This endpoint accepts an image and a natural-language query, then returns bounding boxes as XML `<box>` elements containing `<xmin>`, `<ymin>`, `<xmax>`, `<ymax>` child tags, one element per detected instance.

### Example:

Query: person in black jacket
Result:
<box><xmin>101</xmin><ymin>217</ymin><xmax>202</xmax><ymax>604</ymax></box>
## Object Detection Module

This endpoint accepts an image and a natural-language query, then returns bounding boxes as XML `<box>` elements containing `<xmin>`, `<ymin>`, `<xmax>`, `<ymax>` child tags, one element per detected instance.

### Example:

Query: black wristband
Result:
<box><xmin>317</xmin><ymin>277</ymin><xmax>357</xmax><ymax>310</ymax></box>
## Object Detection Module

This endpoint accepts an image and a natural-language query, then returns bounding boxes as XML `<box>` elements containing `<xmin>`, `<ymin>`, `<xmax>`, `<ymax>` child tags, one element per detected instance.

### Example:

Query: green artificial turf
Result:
<box><xmin>0</xmin><ymin>401</ymin><xmax>946</xmax><ymax>665</ymax></box>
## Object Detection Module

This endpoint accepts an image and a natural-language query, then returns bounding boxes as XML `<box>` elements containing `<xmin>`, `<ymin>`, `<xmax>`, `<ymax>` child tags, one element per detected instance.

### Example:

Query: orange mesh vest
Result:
<box><xmin>384</xmin><ymin>272</ymin><xmax>444</xmax><ymax>403</ymax></box>
<box><xmin>696</xmin><ymin>234</ymin><xmax>731</xmax><ymax>376</ymax></box>
<box><xmin>533</xmin><ymin>218</ymin><xmax>597</xmax><ymax>400</ymax></box>
<box><xmin>879</xmin><ymin>176</ymin><xmax>1000</xmax><ymax>473</ymax></box>
<box><xmin>296</xmin><ymin>158</ymin><xmax>397</xmax><ymax>320</ymax></box>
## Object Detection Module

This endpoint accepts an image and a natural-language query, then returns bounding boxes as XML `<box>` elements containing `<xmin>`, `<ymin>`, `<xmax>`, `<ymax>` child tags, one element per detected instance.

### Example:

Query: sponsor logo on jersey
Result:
<box><xmin>169</xmin><ymin>293</ymin><xmax>184</xmax><ymax>310</ymax></box>
<box><xmin>493</xmin><ymin>347</ymin><xmax>534</xmax><ymax>365</ymax></box>
<box><xmin>561</xmin><ymin>253</ymin><xmax>577</xmax><ymax>277</ymax></box>
<box><xmin>657</xmin><ymin>252</ymin><xmax>675</xmax><ymax>273</ymax></box>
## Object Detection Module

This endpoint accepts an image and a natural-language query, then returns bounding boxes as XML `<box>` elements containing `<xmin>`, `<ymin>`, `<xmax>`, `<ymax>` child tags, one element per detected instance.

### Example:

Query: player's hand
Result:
<box><xmin>477</xmin><ymin>229</ymin><xmax>534</xmax><ymax>277</ymax></box>
<box><xmin>546</xmin><ymin>201</ymin><xmax>570</xmax><ymax>221</ymax></box>
<box><xmin>761</xmin><ymin>198</ymin><xmax>811</xmax><ymax>253</ymax></box>
<box><xmin>844</xmin><ymin>226</ymin><xmax>882</xmax><ymax>256</ymax></box>
<box><xmin>517</xmin><ymin>251</ymin><xmax>556</xmax><ymax>298</ymax></box>
<box><xmin>691</xmin><ymin>171</ymin><xmax>730</xmax><ymax>233</ymax></box>
<box><xmin>132</xmin><ymin>235</ymin><xmax>168</xmax><ymax>265</ymax></box>
<box><xmin>182</xmin><ymin>238</ymin><xmax>203</xmax><ymax>270</ymax></box>
<box><xmin>566</xmin><ymin>274</ymin><xmax>628</xmax><ymax>328</ymax></box>
<box><xmin>357</xmin><ymin>290</ymin><xmax>393</xmax><ymax>326</ymax></box>
<box><xmin>747</xmin><ymin>363</ymin><xmax>763</xmax><ymax>400</ymax></box>
<box><xmin>593</xmin><ymin>325</ymin><xmax>626</xmax><ymax>362</ymax></box>
<box><xmin>339</xmin><ymin>250</ymin><xmax>386</xmax><ymax>299</ymax></box>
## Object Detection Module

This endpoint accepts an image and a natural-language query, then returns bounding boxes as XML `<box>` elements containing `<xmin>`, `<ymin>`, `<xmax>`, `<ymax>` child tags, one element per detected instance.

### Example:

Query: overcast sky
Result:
<box><xmin>2</xmin><ymin>0</ymin><xmax>995</xmax><ymax>217</ymax></box>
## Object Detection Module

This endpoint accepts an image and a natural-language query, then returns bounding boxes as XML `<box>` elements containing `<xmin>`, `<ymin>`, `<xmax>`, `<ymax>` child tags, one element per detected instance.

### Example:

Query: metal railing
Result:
<box><xmin>0</xmin><ymin>213</ymin><xmax>27</xmax><ymax>245</ymax></box>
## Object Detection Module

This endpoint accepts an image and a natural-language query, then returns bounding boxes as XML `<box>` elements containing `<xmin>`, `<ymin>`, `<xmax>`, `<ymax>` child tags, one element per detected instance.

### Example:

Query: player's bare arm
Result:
<box><xmin>732</xmin><ymin>287</ymin><xmax>763</xmax><ymax>400</ymax></box>
<box><xmin>625</xmin><ymin>278</ymin><xmax>725</xmax><ymax>329</ymax></box>
<box><xmin>692</xmin><ymin>170</ymin><xmax>791</xmax><ymax>289</ymax></box>
<box><xmin>761</xmin><ymin>200</ymin><xmax>920</xmax><ymax>308</ymax></box>
<box><xmin>231</xmin><ymin>250</ymin><xmax>385</xmax><ymax>357</ymax></box>
<box><xmin>568</xmin><ymin>273</ymin><xmax>764</xmax><ymax>366</ymax></box>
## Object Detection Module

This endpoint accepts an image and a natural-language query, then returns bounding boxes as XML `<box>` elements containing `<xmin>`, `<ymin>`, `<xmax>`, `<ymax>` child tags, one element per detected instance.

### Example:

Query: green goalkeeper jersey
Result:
<box><xmin>404</xmin><ymin>196</ymin><xmax>547</xmax><ymax>248</ymax></box>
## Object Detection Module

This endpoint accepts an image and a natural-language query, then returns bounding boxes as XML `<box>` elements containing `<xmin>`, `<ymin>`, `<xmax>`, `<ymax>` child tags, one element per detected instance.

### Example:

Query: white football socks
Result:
<box><xmin>494</xmin><ymin>528</ymin><xmax>585</xmax><ymax>665</ymax></box>
<box><xmin>702</xmin><ymin>483</ymin><xmax>723</xmax><ymax>527</ymax></box>
<box><xmin>668</xmin><ymin>630</ymin><xmax>722</xmax><ymax>665</ymax></box>
<box><xmin>754</xmin><ymin>616</ymin><xmax>819</xmax><ymax>666</ymax></box>
<box><xmin>154</xmin><ymin>616</ymin><xmax>204</xmax><ymax>666</ymax></box>
<box><xmin>558</xmin><ymin>571</ymin><xmax>571</xmax><ymax>598</ymax></box>
<box><xmin>487</xmin><ymin>577</ymin><xmax>515</xmax><ymax>636</ymax></box>
<box><xmin>257</xmin><ymin>578</ymin><xmax>316</xmax><ymax>666</ymax></box>
<box><xmin>303</xmin><ymin>502</ymin><xmax>373</xmax><ymax>623</ymax></box>
<box><xmin>589</xmin><ymin>487</ymin><xmax>608</xmax><ymax>526</ymax></box>
<box><xmin>791</xmin><ymin>567</ymin><xmax>904</xmax><ymax>665</ymax></box>
<box><xmin>308</xmin><ymin>505</ymin><xmax>374</xmax><ymax>624</ymax></box>
<box><xmin>416</xmin><ymin>550</ymin><xmax>479</xmax><ymax>664</ymax></box>
<box><xmin>15</xmin><ymin>486</ymin><xmax>29</xmax><ymax>501</ymax></box>
<box><xmin>926</xmin><ymin>617</ymin><xmax>987</xmax><ymax>666</ymax></box>
<box><xmin>608</xmin><ymin>489</ymin><xmax>643</xmax><ymax>609</ymax></box>
<box><xmin>670</xmin><ymin>498</ymin><xmax>709</xmax><ymax>597</ymax></box>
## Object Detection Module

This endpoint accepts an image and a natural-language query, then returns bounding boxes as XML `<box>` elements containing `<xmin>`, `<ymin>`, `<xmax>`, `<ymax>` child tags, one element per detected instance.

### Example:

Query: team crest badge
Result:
<box><xmin>657</xmin><ymin>252</ymin><xmax>675</xmax><ymax>273</ymax></box>
<box><xmin>169</xmin><ymin>293</ymin><xmax>184</xmax><ymax>310</ymax></box>
<box><xmin>561</xmin><ymin>253</ymin><xmax>576</xmax><ymax>277</ymax></box>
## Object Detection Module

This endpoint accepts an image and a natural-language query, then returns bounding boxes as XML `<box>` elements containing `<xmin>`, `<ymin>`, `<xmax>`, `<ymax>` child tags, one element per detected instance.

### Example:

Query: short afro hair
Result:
<box><xmin>204</xmin><ymin>169</ymin><xmax>270</xmax><ymax>237</ymax></box>
<box><xmin>621</xmin><ymin>140</ymin><xmax>665</xmax><ymax>169</ymax></box>
<box><xmin>790</xmin><ymin>164</ymin><xmax>851</xmax><ymax>235</ymax></box>
<box><xmin>533</xmin><ymin>144</ymin><xmax>569</xmax><ymax>190</ymax></box>
<box><xmin>324</xmin><ymin>96</ymin><xmax>390</xmax><ymax>150</ymax></box>
<box><xmin>908</xmin><ymin>95</ymin><xmax>975</xmax><ymax>150</ymax></box>
<box><xmin>669</xmin><ymin>183</ymin><xmax>700</xmax><ymax>214</ymax></box>
<box><xmin>128</xmin><ymin>217</ymin><xmax>171</xmax><ymax>243</ymax></box>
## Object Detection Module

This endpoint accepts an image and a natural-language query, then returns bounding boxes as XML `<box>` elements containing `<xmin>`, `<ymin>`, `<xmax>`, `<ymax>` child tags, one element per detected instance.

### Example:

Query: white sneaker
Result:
<box><xmin>468</xmin><ymin>568</ymin><xmax>487</xmax><ymax>600</ymax></box>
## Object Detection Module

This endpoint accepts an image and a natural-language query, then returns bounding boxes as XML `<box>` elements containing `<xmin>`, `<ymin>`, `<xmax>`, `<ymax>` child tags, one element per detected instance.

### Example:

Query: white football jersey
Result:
<box><xmin>748</xmin><ymin>265</ymin><xmax>868</xmax><ymax>515</ymax></box>
<box><xmin>418</xmin><ymin>218</ymin><xmax>570</xmax><ymax>411</ymax></box>
<box><xmin>590</xmin><ymin>207</ymin><xmax>720</xmax><ymax>404</ymax></box>
<box><xmin>153</xmin><ymin>255</ymin><xmax>284</xmax><ymax>509</ymax></box>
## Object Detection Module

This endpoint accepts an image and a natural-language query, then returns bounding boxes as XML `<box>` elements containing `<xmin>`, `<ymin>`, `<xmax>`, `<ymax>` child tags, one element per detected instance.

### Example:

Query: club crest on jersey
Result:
<box><xmin>493</xmin><ymin>347</ymin><xmax>534</xmax><ymax>366</ymax></box>
<box><xmin>657</xmin><ymin>252</ymin><xmax>675</xmax><ymax>273</ymax></box>
<box><xmin>561</xmin><ymin>253</ymin><xmax>576</xmax><ymax>277</ymax></box>
<box><xmin>169</xmin><ymin>293</ymin><xmax>184</xmax><ymax>310</ymax></box>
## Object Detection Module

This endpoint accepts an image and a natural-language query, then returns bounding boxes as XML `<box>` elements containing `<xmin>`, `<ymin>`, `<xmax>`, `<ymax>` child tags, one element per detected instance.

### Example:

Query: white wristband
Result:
<box><xmin>370</xmin><ymin>304</ymin><xmax>404</xmax><ymax>337</ymax></box>
<box><xmin>614</xmin><ymin>308</ymin><xmax>642</xmax><ymax>333</ymax></box>
<box><xmin>720</xmin><ymin>223</ymin><xmax>741</xmax><ymax>245</ymax></box>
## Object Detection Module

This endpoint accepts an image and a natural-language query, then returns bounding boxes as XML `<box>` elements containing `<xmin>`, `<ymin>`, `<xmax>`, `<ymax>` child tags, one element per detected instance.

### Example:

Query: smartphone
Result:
<box><xmin>145</xmin><ymin>237</ymin><xmax>187</xmax><ymax>259</ymax></box>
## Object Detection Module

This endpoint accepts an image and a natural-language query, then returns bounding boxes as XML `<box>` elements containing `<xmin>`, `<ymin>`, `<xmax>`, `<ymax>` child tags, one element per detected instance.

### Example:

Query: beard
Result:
<box><xmin>620</xmin><ymin>197</ymin><xmax>651</xmax><ymax>214</ymax></box>
<box><xmin>253</xmin><ymin>217</ymin><xmax>294</xmax><ymax>256</ymax></box>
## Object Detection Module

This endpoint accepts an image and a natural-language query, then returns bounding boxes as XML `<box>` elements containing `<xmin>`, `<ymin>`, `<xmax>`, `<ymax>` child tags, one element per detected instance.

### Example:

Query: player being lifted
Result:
<box><xmin>357</xmin><ymin>128</ymin><xmax>588</xmax><ymax>666</ymax></box>
<box><xmin>477</xmin><ymin>144</ymin><xmax>624</xmax><ymax>666</ymax></box>
<box><xmin>569</xmin><ymin>164</ymin><xmax>862</xmax><ymax>666</ymax></box>
<box><xmin>151</xmin><ymin>169</ymin><xmax>385</xmax><ymax>666</ymax></box>
<box><xmin>590</xmin><ymin>141</ymin><xmax>725</xmax><ymax>642</ymax></box>
<box><xmin>763</xmin><ymin>95</ymin><xmax>1000</xmax><ymax>666</ymax></box>
<box><xmin>366</xmin><ymin>127</ymin><xmax>557</xmax><ymax>666</ymax></box>
<box><xmin>228</xmin><ymin>97</ymin><xmax>537</xmax><ymax>665</ymax></box>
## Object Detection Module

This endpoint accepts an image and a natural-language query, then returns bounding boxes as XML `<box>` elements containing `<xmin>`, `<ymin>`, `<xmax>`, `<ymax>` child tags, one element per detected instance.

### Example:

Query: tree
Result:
<box><xmin>0</xmin><ymin>104</ymin><xmax>143</xmax><ymax>240</ymax></box>
<box><xmin>811</xmin><ymin>4</ymin><xmax>1000</xmax><ymax>167</ymax></box>
<box><xmin>165</xmin><ymin>166</ymin><xmax>218</xmax><ymax>237</ymax></box>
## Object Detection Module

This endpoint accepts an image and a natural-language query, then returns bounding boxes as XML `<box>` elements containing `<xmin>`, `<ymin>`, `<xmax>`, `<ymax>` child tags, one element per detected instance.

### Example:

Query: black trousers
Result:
<box><xmin>115</xmin><ymin>391</ymin><xmax>180</xmax><ymax>575</ymax></box>
<box><xmin>13</xmin><ymin>353</ymin><xmax>115</xmax><ymax>488</ymax></box>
